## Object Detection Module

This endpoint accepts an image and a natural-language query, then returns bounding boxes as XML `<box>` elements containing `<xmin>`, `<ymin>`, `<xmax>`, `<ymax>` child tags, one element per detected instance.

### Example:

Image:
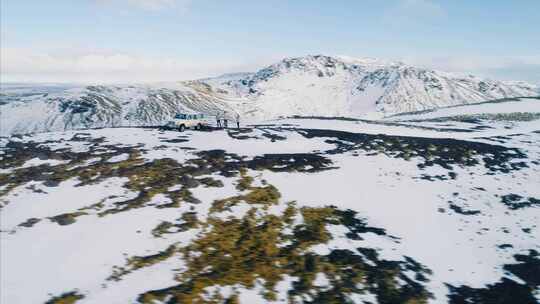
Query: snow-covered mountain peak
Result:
<box><xmin>335</xmin><ymin>55</ymin><xmax>403</xmax><ymax>69</ymax></box>
<box><xmin>251</xmin><ymin>55</ymin><xmax>349</xmax><ymax>81</ymax></box>
<box><xmin>251</xmin><ymin>55</ymin><xmax>403</xmax><ymax>80</ymax></box>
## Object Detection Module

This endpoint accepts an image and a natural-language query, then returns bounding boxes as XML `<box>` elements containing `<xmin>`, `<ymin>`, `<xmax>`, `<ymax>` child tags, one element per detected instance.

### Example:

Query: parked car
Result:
<box><xmin>165</xmin><ymin>113</ymin><xmax>210</xmax><ymax>131</ymax></box>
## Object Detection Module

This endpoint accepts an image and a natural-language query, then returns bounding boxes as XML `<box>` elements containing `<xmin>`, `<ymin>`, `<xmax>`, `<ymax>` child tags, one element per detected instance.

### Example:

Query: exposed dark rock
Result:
<box><xmin>501</xmin><ymin>194</ymin><xmax>540</xmax><ymax>210</ymax></box>
<box><xmin>18</xmin><ymin>218</ymin><xmax>41</xmax><ymax>228</ymax></box>
<box><xmin>449</xmin><ymin>203</ymin><xmax>481</xmax><ymax>216</ymax></box>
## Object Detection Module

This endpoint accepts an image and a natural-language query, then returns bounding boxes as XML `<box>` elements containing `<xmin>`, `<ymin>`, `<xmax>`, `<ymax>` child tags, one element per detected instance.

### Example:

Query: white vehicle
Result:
<box><xmin>166</xmin><ymin>113</ymin><xmax>210</xmax><ymax>132</ymax></box>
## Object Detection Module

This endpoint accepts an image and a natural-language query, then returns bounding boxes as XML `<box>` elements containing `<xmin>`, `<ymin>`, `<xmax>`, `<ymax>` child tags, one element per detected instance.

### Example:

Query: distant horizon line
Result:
<box><xmin>1</xmin><ymin>53</ymin><xmax>539</xmax><ymax>86</ymax></box>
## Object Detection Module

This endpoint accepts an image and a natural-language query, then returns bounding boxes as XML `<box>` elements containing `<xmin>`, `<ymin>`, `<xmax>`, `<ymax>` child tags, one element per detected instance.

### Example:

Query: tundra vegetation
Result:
<box><xmin>1</xmin><ymin>126</ymin><xmax>538</xmax><ymax>304</ymax></box>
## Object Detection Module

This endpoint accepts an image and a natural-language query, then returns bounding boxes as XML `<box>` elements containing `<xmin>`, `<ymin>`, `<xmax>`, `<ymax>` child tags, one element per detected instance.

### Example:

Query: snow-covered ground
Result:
<box><xmin>386</xmin><ymin>97</ymin><xmax>540</xmax><ymax>121</ymax></box>
<box><xmin>1</xmin><ymin>103</ymin><xmax>539</xmax><ymax>303</ymax></box>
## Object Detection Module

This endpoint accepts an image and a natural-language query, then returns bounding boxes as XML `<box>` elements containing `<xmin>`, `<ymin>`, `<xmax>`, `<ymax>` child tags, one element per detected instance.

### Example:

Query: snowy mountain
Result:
<box><xmin>213</xmin><ymin>55</ymin><xmax>538</xmax><ymax>119</ymax></box>
<box><xmin>1</xmin><ymin>55</ymin><xmax>538</xmax><ymax>135</ymax></box>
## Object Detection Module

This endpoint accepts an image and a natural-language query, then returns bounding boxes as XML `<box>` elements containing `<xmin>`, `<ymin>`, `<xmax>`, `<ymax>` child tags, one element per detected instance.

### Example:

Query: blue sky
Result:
<box><xmin>1</xmin><ymin>0</ymin><xmax>539</xmax><ymax>83</ymax></box>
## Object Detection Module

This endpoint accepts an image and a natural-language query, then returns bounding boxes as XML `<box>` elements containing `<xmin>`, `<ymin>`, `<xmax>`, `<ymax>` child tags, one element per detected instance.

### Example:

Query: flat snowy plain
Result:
<box><xmin>1</xmin><ymin>98</ymin><xmax>539</xmax><ymax>304</ymax></box>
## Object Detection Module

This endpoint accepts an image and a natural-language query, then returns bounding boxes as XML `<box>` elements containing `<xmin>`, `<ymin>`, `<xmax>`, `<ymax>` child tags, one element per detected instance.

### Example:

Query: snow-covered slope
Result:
<box><xmin>0</xmin><ymin>83</ymin><xmax>245</xmax><ymax>136</ymax></box>
<box><xmin>1</xmin><ymin>55</ymin><xmax>538</xmax><ymax>136</ymax></box>
<box><xmin>2</xmin><ymin>110</ymin><xmax>540</xmax><ymax>303</ymax></box>
<box><xmin>385</xmin><ymin>96</ymin><xmax>540</xmax><ymax>122</ymax></box>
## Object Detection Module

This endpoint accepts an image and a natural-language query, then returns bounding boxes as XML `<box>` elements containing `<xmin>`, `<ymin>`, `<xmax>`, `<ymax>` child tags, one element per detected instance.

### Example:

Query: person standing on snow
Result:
<box><xmin>216</xmin><ymin>112</ymin><xmax>221</xmax><ymax>128</ymax></box>
<box><xmin>223</xmin><ymin>111</ymin><xmax>228</xmax><ymax>128</ymax></box>
<box><xmin>236</xmin><ymin>113</ymin><xmax>240</xmax><ymax>129</ymax></box>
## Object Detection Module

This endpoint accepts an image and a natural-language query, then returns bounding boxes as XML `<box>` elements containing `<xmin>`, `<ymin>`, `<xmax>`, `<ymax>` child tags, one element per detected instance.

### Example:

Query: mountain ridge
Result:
<box><xmin>1</xmin><ymin>55</ymin><xmax>539</xmax><ymax>135</ymax></box>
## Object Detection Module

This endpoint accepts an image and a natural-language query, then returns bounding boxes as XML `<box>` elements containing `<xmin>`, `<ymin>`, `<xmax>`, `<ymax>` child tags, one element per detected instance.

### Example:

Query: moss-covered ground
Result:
<box><xmin>1</xmin><ymin>127</ymin><xmax>537</xmax><ymax>303</ymax></box>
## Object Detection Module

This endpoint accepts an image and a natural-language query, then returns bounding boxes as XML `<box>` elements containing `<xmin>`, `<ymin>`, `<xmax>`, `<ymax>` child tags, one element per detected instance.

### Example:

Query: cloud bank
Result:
<box><xmin>403</xmin><ymin>55</ymin><xmax>540</xmax><ymax>83</ymax></box>
<box><xmin>0</xmin><ymin>47</ymin><xmax>276</xmax><ymax>84</ymax></box>
<box><xmin>1</xmin><ymin>47</ymin><xmax>539</xmax><ymax>84</ymax></box>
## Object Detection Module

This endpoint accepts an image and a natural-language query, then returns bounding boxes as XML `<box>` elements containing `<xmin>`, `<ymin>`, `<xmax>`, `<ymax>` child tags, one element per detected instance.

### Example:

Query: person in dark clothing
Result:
<box><xmin>216</xmin><ymin>112</ymin><xmax>221</xmax><ymax>128</ymax></box>
<box><xmin>223</xmin><ymin>111</ymin><xmax>228</xmax><ymax>128</ymax></box>
<box><xmin>236</xmin><ymin>113</ymin><xmax>240</xmax><ymax>129</ymax></box>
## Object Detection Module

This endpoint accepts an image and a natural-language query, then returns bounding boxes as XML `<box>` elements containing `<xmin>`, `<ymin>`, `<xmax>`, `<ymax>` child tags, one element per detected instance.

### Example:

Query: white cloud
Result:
<box><xmin>401</xmin><ymin>54</ymin><xmax>540</xmax><ymax>83</ymax></box>
<box><xmin>0</xmin><ymin>47</ymin><xmax>275</xmax><ymax>84</ymax></box>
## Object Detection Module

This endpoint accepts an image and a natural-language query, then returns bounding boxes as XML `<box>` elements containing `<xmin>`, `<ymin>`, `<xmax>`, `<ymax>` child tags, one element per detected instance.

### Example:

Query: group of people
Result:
<box><xmin>216</xmin><ymin>111</ymin><xmax>240</xmax><ymax>129</ymax></box>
